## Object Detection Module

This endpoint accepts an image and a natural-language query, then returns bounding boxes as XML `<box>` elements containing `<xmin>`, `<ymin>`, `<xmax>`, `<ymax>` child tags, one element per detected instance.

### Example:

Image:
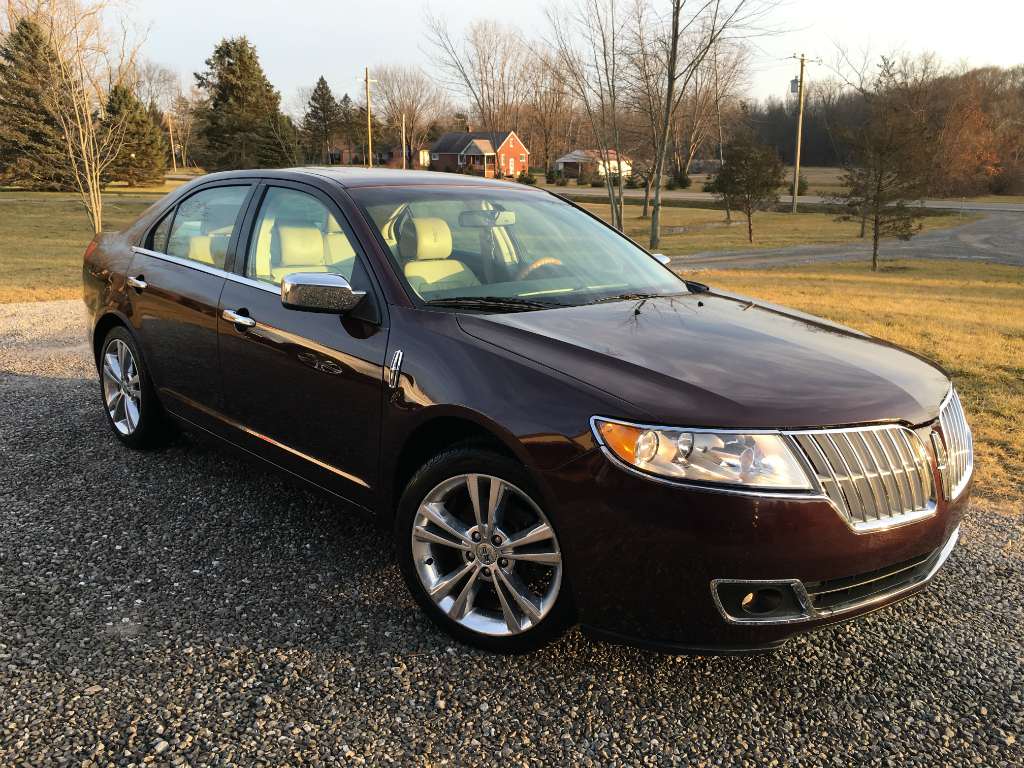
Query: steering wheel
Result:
<box><xmin>514</xmin><ymin>257</ymin><xmax>562</xmax><ymax>282</ymax></box>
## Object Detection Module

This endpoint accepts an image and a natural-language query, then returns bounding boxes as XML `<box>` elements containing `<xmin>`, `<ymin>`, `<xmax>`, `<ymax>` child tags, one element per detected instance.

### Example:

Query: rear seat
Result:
<box><xmin>186</xmin><ymin>205</ymin><xmax>240</xmax><ymax>269</ymax></box>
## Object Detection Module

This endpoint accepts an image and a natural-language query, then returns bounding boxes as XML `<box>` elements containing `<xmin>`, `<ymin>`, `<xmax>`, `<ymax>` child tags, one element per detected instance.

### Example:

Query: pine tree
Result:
<box><xmin>105</xmin><ymin>85</ymin><xmax>168</xmax><ymax>187</ymax></box>
<box><xmin>255</xmin><ymin>112</ymin><xmax>302</xmax><ymax>169</ymax></box>
<box><xmin>303</xmin><ymin>76</ymin><xmax>341</xmax><ymax>165</ymax></box>
<box><xmin>0</xmin><ymin>18</ymin><xmax>75</xmax><ymax>190</ymax></box>
<box><xmin>705</xmin><ymin>132</ymin><xmax>787</xmax><ymax>244</ymax></box>
<box><xmin>193</xmin><ymin>37</ymin><xmax>283</xmax><ymax>171</ymax></box>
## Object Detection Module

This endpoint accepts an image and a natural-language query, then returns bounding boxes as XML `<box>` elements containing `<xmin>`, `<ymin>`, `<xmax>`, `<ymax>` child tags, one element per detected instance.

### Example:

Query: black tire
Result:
<box><xmin>98</xmin><ymin>326</ymin><xmax>178</xmax><ymax>449</ymax></box>
<box><xmin>395</xmin><ymin>441</ymin><xmax>576</xmax><ymax>654</ymax></box>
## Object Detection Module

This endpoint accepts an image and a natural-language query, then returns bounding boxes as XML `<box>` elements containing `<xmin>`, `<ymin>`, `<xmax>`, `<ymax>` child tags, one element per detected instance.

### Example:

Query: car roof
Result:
<box><xmin>197</xmin><ymin>167</ymin><xmax>532</xmax><ymax>190</ymax></box>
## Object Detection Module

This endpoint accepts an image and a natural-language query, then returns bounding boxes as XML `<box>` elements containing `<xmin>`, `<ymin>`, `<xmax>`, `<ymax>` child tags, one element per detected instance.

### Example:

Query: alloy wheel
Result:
<box><xmin>411</xmin><ymin>473</ymin><xmax>562</xmax><ymax>637</ymax></box>
<box><xmin>102</xmin><ymin>339</ymin><xmax>142</xmax><ymax>435</ymax></box>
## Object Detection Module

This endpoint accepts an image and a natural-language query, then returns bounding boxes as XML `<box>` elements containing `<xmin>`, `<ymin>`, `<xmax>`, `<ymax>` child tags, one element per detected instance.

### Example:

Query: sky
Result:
<box><xmin>133</xmin><ymin>0</ymin><xmax>1022</xmax><ymax>111</ymax></box>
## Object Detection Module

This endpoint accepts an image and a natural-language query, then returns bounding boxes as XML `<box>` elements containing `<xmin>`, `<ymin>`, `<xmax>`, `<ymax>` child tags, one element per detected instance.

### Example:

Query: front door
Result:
<box><xmin>127</xmin><ymin>182</ymin><xmax>254</xmax><ymax>432</ymax></box>
<box><xmin>217</xmin><ymin>183</ymin><xmax>389</xmax><ymax>509</ymax></box>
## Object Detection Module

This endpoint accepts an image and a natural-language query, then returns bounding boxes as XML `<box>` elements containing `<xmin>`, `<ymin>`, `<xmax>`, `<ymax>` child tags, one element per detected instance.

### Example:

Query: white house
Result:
<box><xmin>553</xmin><ymin>149</ymin><xmax>631</xmax><ymax>178</ymax></box>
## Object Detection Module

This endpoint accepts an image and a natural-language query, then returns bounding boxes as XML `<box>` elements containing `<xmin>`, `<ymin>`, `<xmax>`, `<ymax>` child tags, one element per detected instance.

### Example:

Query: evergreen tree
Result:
<box><xmin>303</xmin><ymin>76</ymin><xmax>341</xmax><ymax>164</ymax></box>
<box><xmin>105</xmin><ymin>85</ymin><xmax>168</xmax><ymax>187</ymax></box>
<box><xmin>193</xmin><ymin>37</ymin><xmax>283</xmax><ymax>170</ymax></box>
<box><xmin>337</xmin><ymin>94</ymin><xmax>355</xmax><ymax>143</ymax></box>
<box><xmin>255</xmin><ymin>112</ymin><xmax>302</xmax><ymax>169</ymax></box>
<box><xmin>705</xmin><ymin>132</ymin><xmax>787</xmax><ymax>244</ymax></box>
<box><xmin>0</xmin><ymin>18</ymin><xmax>74</xmax><ymax>190</ymax></box>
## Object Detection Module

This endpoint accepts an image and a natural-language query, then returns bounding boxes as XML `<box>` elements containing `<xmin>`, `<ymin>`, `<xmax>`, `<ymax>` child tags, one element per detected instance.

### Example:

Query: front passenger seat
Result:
<box><xmin>269</xmin><ymin>220</ymin><xmax>329</xmax><ymax>283</ymax></box>
<box><xmin>400</xmin><ymin>218</ymin><xmax>480</xmax><ymax>296</ymax></box>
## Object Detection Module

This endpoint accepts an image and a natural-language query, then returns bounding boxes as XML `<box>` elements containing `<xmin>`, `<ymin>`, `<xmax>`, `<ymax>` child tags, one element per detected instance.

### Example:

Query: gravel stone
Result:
<box><xmin>1</xmin><ymin>299</ymin><xmax>1022</xmax><ymax>768</ymax></box>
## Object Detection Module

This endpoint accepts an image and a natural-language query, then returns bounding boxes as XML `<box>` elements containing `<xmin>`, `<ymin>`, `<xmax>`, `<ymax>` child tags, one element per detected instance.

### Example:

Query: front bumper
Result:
<box><xmin>538</xmin><ymin>448</ymin><xmax>970</xmax><ymax>653</ymax></box>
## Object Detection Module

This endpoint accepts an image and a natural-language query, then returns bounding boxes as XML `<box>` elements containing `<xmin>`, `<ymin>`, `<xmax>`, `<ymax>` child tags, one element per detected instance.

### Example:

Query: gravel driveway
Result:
<box><xmin>2</xmin><ymin>301</ymin><xmax>1022</xmax><ymax>768</ymax></box>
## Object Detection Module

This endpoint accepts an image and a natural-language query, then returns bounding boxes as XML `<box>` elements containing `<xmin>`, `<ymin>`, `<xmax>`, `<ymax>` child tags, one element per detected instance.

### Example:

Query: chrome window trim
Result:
<box><xmin>225</xmin><ymin>272</ymin><xmax>286</xmax><ymax>296</ymax></box>
<box><xmin>711</xmin><ymin>526</ymin><xmax>959</xmax><ymax>626</ymax></box>
<box><xmin>130</xmin><ymin>246</ymin><xmax>229</xmax><ymax>279</ymax></box>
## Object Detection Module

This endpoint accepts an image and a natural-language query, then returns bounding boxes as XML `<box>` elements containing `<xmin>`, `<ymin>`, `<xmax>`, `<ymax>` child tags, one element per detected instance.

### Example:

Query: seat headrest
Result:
<box><xmin>200</xmin><ymin>204</ymin><xmax>240</xmax><ymax>236</ymax></box>
<box><xmin>275</xmin><ymin>220</ymin><xmax>325</xmax><ymax>267</ymax></box>
<box><xmin>399</xmin><ymin>218</ymin><xmax>452</xmax><ymax>261</ymax></box>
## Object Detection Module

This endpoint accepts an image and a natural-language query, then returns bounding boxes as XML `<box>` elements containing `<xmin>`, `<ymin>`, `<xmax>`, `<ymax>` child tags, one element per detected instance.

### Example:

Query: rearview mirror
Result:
<box><xmin>458</xmin><ymin>210</ymin><xmax>516</xmax><ymax>228</ymax></box>
<box><xmin>280</xmin><ymin>273</ymin><xmax>366</xmax><ymax>314</ymax></box>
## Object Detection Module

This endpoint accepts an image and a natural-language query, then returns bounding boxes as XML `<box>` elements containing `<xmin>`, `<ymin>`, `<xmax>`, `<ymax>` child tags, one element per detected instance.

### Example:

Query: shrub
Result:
<box><xmin>673</xmin><ymin>168</ymin><xmax>692</xmax><ymax>189</ymax></box>
<box><xmin>545</xmin><ymin>167</ymin><xmax>557</xmax><ymax>184</ymax></box>
<box><xmin>665</xmin><ymin>178</ymin><xmax>678</xmax><ymax>190</ymax></box>
<box><xmin>590</xmin><ymin>177</ymin><xmax>604</xmax><ymax>187</ymax></box>
<box><xmin>517</xmin><ymin>167</ymin><xmax>537</xmax><ymax>185</ymax></box>
<box><xmin>443</xmin><ymin>165</ymin><xmax>453</xmax><ymax>173</ymax></box>
<box><xmin>624</xmin><ymin>174</ymin><xmax>639</xmax><ymax>189</ymax></box>
<box><xmin>555</xmin><ymin>174</ymin><xmax>569</xmax><ymax>187</ymax></box>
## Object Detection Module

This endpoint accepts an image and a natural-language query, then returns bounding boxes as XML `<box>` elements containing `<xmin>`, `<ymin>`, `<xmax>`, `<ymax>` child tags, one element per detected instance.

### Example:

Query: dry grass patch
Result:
<box><xmin>0</xmin><ymin>200</ymin><xmax>154</xmax><ymax>303</ymax></box>
<box><xmin>687</xmin><ymin>259</ymin><xmax>1024</xmax><ymax>507</ymax></box>
<box><xmin>583</xmin><ymin>202</ymin><xmax>984</xmax><ymax>256</ymax></box>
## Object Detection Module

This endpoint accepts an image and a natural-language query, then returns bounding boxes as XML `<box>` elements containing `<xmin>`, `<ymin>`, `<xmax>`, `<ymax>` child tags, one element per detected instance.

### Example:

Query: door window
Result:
<box><xmin>165</xmin><ymin>186</ymin><xmax>249</xmax><ymax>270</ymax></box>
<box><xmin>245</xmin><ymin>187</ymin><xmax>362</xmax><ymax>287</ymax></box>
<box><xmin>149</xmin><ymin>209</ymin><xmax>173</xmax><ymax>252</ymax></box>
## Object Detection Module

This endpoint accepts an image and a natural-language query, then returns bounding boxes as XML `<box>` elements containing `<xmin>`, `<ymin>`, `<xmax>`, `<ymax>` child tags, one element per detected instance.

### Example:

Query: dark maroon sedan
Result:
<box><xmin>83</xmin><ymin>169</ymin><xmax>973</xmax><ymax>654</ymax></box>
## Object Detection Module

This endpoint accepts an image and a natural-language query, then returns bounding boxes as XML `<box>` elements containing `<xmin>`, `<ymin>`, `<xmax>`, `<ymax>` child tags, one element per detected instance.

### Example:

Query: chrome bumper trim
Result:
<box><xmin>711</xmin><ymin>526</ymin><xmax>959</xmax><ymax>626</ymax></box>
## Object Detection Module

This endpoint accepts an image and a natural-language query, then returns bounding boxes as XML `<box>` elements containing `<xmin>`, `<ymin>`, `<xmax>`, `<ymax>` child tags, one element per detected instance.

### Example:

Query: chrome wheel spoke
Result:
<box><xmin>485</xmin><ymin>478</ymin><xmax>508</xmax><ymax>535</ymax></box>
<box><xmin>103</xmin><ymin>354</ymin><xmax>121</xmax><ymax>383</ymax></box>
<box><xmin>447</xmin><ymin>568</ymin><xmax>482</xmax><ymax>620</ymax></box>
<box><xmin>416</xmin><ymin>502</ymin><xmax>472</xmax><ymax>549</ymax></box>
<box><xmin>495</xmin><ymin>568</ymin><xmax>543</xmax><ymax>624</ymax></box>
<box><xmin>116</xmin><ymin>341</ymin><xmax>129</xmax><ymax>382</ymax></box>
<box><xmin>413</xmin><ymin>526</ymin><xmax>471</xmax><ymax>551</ymax></box>
<box><xmin>493</xmin><ymin>576</ymin><xmax>524</xmax><ymax>634</ymax></box>
<box><xmin>124</xmin><ymin>395</ymin><xmax>139</xmax><ymax>431</ymax></box>
<box><xmin>503</xmin><ymin>550</ymin><xmax>561</xmax><ymax>566</ymax></box>
<box><xmin>504</xmin><ymin>522</ymin><xmax>554</xmax><ymax>549</ymax></box>
<box><xmin>429</xmin><ymin>562</ymin><xmax>474</xmax><ymax>599</ymax></box>
<box><xmin>466</xmin><ymin>474</ymin><xmax>484</xmax><ymax>531</ymax></box>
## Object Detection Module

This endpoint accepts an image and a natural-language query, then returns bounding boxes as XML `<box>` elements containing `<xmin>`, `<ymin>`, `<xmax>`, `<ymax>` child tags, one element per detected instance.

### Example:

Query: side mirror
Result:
<box><xmin>651</xmin><ymin>253</ymin><xmax>671</xmax><ymax>266</ymax></box>
<box><xmin>458</xmin><ymin>210</ymin><xmax>516</xmax><ymax>228</ymax></box>
<box><xmin>280</xmin><ymin>273</ymin><xmax>366</xmax><ymax>314</ymax></box>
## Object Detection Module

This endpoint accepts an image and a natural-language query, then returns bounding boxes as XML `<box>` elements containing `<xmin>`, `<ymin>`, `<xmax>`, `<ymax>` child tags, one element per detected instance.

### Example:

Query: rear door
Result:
<box><xmin>127</xmin><ymin>181</ymin><xmax>256</xmax><ymax>431</ymax></box>
<box><xmin>217</xmin><ymin>181</ymin><xmax>390</xmax><ymax>508</ymax></box>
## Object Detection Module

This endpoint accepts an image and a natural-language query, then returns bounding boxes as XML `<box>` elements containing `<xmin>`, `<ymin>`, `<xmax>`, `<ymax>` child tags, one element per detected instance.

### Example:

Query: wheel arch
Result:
<box><xmin>92</xmin><ymin>309</ymin><xmax>134</xmax><ymax>370</ymax></box>
<box><xmin>387</xmin><ymin>409</ymin><xmax>534</xmax><ymax>519</ymax></box>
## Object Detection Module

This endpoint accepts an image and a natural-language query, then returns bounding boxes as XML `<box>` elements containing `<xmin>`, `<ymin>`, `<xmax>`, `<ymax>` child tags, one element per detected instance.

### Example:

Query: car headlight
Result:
<box><xmin>592</xmin><ymin>418</ymin><xmax>812</xmax><ymax>490</ymax></box>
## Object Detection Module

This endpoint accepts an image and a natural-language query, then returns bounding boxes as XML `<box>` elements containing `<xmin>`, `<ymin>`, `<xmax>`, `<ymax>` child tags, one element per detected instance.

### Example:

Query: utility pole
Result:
<box><xmin>401</xmin><ymin>114</ymin><xmax>406</xmax><ymax>170</ymax></box>
<box><xmin>789</xmin><ymin>54</ymin><xmax>819</xmax><ymax>213</ymax></box>
<box><xmin>356</xmin><ymin>68</ymin><xmax>377</xmax><ymax>168</ymax></box>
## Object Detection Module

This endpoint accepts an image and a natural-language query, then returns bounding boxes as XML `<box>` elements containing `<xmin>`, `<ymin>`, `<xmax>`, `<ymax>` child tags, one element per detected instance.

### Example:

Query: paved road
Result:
<box><xmin>670</xmin><ymin>211</ymin><xmax>1024</xmax><ymax>271</ymax></box>
<box><xmin>547</xmin><ymin>185</ymin><xmax>1024</xmax><ymax>213</ymax></box>
<box><xmin>1</xmin><ymin>300</ymin><xmax>1022</xmax><ymax>768</ymax></box>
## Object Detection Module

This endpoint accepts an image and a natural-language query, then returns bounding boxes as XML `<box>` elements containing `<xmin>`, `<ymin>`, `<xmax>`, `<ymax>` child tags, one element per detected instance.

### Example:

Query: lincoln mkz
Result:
<box><xmin>83</xmin><ymin>169</ymin><xmax>973</xmax><ymax>654</ymax></box>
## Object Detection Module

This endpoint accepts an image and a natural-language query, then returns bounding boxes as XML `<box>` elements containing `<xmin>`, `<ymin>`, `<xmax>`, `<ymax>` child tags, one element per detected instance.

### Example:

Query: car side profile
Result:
<box><xmin>83</xmin><ymin>168</ymin><xmax>973</xmax><ymax>654</ymax></box>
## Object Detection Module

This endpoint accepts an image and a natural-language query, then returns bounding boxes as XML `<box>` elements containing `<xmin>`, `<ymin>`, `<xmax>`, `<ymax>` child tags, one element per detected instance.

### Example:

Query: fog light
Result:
<box><xmin>741</xmin><ymin>588</ymin><xmax>784</xmax><ymax>615</ymax></box>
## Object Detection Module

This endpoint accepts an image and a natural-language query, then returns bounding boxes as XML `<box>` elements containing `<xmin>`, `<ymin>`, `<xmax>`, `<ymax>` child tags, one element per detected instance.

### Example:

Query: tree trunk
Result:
<box><xmin>860</xmin><ymin>207</ymin><xmax>867</xmax><ymax>238</ymax></box>
<box><xmin>872</xmin><ymin>212</ymin><xmax>881</xmax><ymax>270</ymax></box>
<box><xmin>746</xmin><ymin>208</ymin><xmax>753</xmax><ymax>244</ymax></box>
<box><xmin>642</xmin><ymin>175</ymin><xmax>652</xmax><ymax>218</ymax></box>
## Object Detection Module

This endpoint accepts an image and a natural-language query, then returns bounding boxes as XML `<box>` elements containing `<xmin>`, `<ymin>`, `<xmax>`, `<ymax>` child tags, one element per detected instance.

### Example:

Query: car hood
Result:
<box><xmin>456</xmin><ymin>292</ymin><xmax>951</xmax><ymax>429</ymax></box>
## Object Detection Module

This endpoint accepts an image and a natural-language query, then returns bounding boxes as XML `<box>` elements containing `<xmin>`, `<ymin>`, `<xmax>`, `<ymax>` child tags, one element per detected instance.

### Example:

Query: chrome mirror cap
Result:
<box><xmin>651</xmin><ymin>253</ymin><xmax>671</xmax><ymax>266</ymax></box>
<box><xmin>280</xmin><ymin>273</ymin><xmax>366</xmax><ymax>314</ymax></box>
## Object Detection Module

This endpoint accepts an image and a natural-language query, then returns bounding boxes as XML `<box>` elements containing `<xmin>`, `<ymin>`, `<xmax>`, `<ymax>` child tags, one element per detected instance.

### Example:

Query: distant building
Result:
<box><xmin>429</xmin><ymin>129</ymin><xmax>530</xmax><ymax>177</ymax></box>
<box><xmin>554</xmin><ymin>149</ymin><xmax>631</xmax><ymax>178</ymax></box>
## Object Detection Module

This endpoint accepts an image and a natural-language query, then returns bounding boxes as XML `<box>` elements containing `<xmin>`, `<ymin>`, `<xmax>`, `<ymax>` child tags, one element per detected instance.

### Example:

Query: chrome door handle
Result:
<box><xmin>222</xmin><ymin>309</ymin><xmax>256</xmax><ymax>328</ymax></box>
<box><xmin>126</xmin><ymin>275</ymin><xmax>148</xmax><ymax>290</ymax></box>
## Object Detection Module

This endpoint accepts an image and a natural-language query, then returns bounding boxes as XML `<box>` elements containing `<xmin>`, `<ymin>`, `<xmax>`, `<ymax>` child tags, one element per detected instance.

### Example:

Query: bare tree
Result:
<box><xmin>423</xmin><ymin>14</ymin><xmax>529</xmax><ymax>175</ymax></box>
<box><xmin>5</xmin><ymin>0</ymin><xmax>145</xmax><ymax>233</ymax></box>
<box><xmin>522</xmin><ymin>50</ymin><xmax>574</xmax><ymax>173</ymax></box>
<box><xmin>547</xmin><ymin>0</ymin><xmax>628</xmax><ymax>230</ymax></box>
<box><xmin>373</xmin><ymin>62</ymin><xmax>451</xmax><ymax>166</ymax></box>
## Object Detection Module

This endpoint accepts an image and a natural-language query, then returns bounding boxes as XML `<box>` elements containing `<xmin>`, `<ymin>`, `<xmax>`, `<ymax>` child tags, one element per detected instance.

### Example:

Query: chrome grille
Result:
<box><xmin>790</xmin><ymin>425</ymin><xmax>935</xmax><ymax>532</ymax></box>
<box><xmin>938</xmin><ymin>388</ymin><xmax>973</xmax><ymax>500</ymax></box>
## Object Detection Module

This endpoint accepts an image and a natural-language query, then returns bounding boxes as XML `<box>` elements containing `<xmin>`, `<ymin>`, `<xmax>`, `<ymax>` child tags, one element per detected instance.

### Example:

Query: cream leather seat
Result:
<box><xmin>400</xmin><ymin>218</ymin><xmax>480</xmax><ymax>296</ymax></box>
<box><xmin>269</xmin><ymin>220</ymin><xmax>329</xmax><ymax>283</ymax></box>
<box><xmin>187</xmin><ymin>204</ymin><xmax>238</xmax><ymax>268</ymax></box>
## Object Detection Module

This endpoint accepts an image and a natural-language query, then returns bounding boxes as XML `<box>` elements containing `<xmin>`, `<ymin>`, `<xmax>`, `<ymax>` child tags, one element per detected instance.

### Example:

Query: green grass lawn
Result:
<box><xmin>580</xmin><ymin>202</ymin><xmax>985</xmax><ymax>256</ymax></box>
<box><xmin>691</xmin><ymin>259</ymin><xmax>1024</xmax><ymax>508</ymax></box>
<box><xmin>0</xmin><ymin>200</ymin><xmax>155</xmax><ymax>303</ymax></box>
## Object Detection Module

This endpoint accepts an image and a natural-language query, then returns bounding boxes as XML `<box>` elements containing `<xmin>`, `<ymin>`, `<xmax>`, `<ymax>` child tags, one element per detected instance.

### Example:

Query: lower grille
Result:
<box><xmin>790</xmin><ymin>425</ymin><xmax>935</xmax><ymax>532</ymax></box>
<box><xmin>805</xmin><ymin>550</ymin><xmax>935</xmax><ymax>614</ymax></box>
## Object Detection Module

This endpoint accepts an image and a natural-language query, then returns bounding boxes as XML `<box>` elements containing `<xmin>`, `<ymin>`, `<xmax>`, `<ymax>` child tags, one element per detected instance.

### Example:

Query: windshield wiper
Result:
<box><xmin>423</xmin><ymin>296</ymin><xmax>563</xmax><ymax>312</ymax></box>
<box><xmin>593</xmin><ymin>292</ymin><xmax>688</xmax><ymax>304</ymax></box>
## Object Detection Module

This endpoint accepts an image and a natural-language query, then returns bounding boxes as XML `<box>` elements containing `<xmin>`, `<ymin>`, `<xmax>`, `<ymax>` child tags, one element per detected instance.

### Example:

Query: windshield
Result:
<box><xmin>347</xmin><ymin>186</ymin><xmax>688</xmax><ymax>308</ymax></box>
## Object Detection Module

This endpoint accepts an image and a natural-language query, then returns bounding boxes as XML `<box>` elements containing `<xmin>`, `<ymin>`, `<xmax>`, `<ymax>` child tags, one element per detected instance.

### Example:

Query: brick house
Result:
<box><xmin>428</xmin><ymin>129</ymin><xmax>529</xmax><ymax>177</ymax></box>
